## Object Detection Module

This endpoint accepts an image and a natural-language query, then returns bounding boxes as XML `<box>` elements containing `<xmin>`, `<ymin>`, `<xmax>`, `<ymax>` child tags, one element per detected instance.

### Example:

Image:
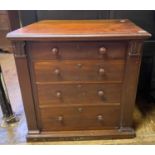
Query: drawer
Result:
<box><xmin>37</xmin><ymin>83</ymin><xmax>122</xmax><ymax>105</ymax></box>
<box><xmin>29</xmin><ymin>41</ymin><xmax>127</xmax><ymax>60</ymax></box>
<box><xmin>40</xmin><ymin>105</ymin><xmax>120</xmax><ymax>131</ymax></box>
<box><xmin>0</xmin><ymin>15</ymin><xmax>9</xmax><ymax>30</ymax></box>
<box><xmin>33</xmin><ymin>60</ymin><xmax>125</xmax><ymax>82</ymax></box>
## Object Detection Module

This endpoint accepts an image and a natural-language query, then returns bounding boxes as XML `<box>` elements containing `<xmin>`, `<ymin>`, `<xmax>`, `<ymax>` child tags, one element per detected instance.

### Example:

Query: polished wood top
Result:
<box><xmin>7</xmin><ymin>19</ymin><xmax>151</xmax><ymax>41</ymax></box>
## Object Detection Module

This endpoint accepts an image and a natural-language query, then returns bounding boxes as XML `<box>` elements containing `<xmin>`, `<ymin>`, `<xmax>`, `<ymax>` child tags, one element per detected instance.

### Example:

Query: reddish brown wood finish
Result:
<box><xmin>39</xmin><ymin>105</ymin><xmax>120</xmax><ymax>131</ymax></box>
<box><xmin>37</xmin><ymin>83</ymin><xmax>122</xmax><ymax>105</ymax></box>
<box><xmin>7</xmin><ymin>19</ymin><xmax>151</xmax><ymax>40</ymax></box>
<box><xmin>120</xmin><ymin>40</ymin><xmax>144</xmax><ymax>128</ymax></box>
<box><xmin>7</xmin><ymin>19</ymin><xmax>151</xmax><ymax>141</ymax></box>
<box><xmin>33</xmin><ymin>60</ymin><xmax>125</xmax><ymax>82</ymax></box>
<box><xmin>29</xmin><ymin>41</ymin><xmax>127</xmax><ymax>60</ymax></box>
<box><xmin>27</xmin><ymin>129</ymin><xmax>135</xmax><ymax>141</ymax></box>
<box><xmin>12</xmin><ymin>42</ymin><xmax>39</xmax><ymax>134</ymax></box>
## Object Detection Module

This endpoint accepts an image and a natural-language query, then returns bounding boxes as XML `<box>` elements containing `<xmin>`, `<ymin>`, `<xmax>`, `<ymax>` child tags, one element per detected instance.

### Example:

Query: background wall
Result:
<box><xmin>19</xmin><ymin>10</ymin><xmax>155</xmax><ymax>101</ymax></box>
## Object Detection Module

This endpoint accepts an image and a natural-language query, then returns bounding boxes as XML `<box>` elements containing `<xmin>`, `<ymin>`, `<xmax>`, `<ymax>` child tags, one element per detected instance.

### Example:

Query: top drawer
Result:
<box><xmin>29</xmin><ymin>41</ymin><xmax>127</xmax><ymax>60</ymax></box>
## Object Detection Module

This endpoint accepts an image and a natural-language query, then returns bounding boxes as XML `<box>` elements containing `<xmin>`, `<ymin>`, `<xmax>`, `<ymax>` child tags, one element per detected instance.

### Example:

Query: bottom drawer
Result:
<box><xmin>40</xmin><ymin>105</ymin><xmax>120</xmax><ymax>131</ymax></box>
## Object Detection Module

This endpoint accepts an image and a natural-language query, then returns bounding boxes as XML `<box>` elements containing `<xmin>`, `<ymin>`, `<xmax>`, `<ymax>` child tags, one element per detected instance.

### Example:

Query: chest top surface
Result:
<box><xmin>7</xmin><ymin>19</ymin><xmax>151</xmax><ymax>41</ymax></box>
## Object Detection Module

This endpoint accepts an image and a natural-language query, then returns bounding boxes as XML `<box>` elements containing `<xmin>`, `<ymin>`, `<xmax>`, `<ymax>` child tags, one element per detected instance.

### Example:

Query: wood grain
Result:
<box><xmin>13</xmin><ymin>42</ymin><xmax>38</xmax><ymax>133</ymax></box>
<box><xmin>7</xmin><ymin>19</ymin><xmax>151</xmax><ymax>41</ymax></box>
<box><xmin>14</xmin><ymin>57</ymin><xmax>38</xmax><ymax>131</ymax></box>
<box><xmin>37</xmin><ymin>83</ymin><xmax>122</xmax><ymax>106</ymax></box>
<box><xmin>29</xmin><ymin>41</ymin><xmax>127</xmax><ymax>60</ymax></box>
<box><xmin>39</xmin><ymin>105</ymin><xmax>121</xmax><ymax>131</ymax></box>
<box><xmin>120</xmin><ymin>40</ymin><xmax>143</xmax><ymax>128</ymax></box>
<box><xmin>33</xmin><ymin>60</ymin><xmax>125</xmax><ymax>82</ymax></box>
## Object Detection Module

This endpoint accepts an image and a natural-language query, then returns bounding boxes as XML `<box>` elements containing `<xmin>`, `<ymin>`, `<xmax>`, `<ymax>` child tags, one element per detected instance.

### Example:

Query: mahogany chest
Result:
<box><xmin>7</xmin><ymin>19</ymin><xmax>151</xmax><ymax>141</ymax></box>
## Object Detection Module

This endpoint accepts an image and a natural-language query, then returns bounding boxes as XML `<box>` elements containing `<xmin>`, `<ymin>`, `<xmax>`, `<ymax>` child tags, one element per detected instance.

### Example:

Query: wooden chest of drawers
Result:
<box><xmin>7</xmin><ymin>19</ymin><xmax>151</xmax><ymax>141</ymax></box>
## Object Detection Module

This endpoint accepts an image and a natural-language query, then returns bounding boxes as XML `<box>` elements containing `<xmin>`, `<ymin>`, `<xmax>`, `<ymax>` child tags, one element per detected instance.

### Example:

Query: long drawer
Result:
<box><xmin>33</xmin><ymin>60</ymin><xmax>125</xmax><ymax>82</ymax></box>
<box><xmin>37</xmin><ymin>83</ymin><xmax>122</xmax><ymax>105</ymax></box>
<box><xmin>40</xmin><ymin>105</ymin><xmax>121</xmax><ymax>131</ymax></box>
<box><xmin>29</xmin><ymin>41</ymin><xmax>127</xmax><ymax>60</ymax></box>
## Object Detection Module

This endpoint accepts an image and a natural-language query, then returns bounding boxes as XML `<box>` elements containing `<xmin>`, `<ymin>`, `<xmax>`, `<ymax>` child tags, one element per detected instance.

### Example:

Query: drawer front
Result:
<box><xmin>29</xmin><ymin>41</ymin><xmax>127</xmax><ymax>60</ymax></box>
<box><xmin>0</xmin><ymin>15</ymin><xmax>9</xmax><ymax>30</ymax></box>
<box><xmin>34</xmin><ymin>60</ymin><xmax>125</xmax><ymax>82</ymax></box>
<box><xmin>40</xmin><ymin>105</ymin><xmax>120</xmax><ymax>131</ymax></box>
<box><xmin>37</xmin><ymin>83</ymin><xmax>121</xmax><ymax>105</ymax></box>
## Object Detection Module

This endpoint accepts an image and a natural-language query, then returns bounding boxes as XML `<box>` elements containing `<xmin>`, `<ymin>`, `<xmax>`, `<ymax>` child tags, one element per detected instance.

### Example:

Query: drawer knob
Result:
<box><xmin>51</xmin><ymin>47</ymin><xmax>59</xmax><ymax>55</ymax></box>
<box><xmin>98</xmin><ymin>90</ymin><xmax>104</xmax><ymax>97</ymax></box>
<box><xmin>58</xmin><ymin>116</ymin><xmax>63</xmax><ymax>122</ymax></box>
<box><xmin>97</xmin><ymin>115</ymin><xmax>104</xmax><ymax>121</ymax></box>
<box><xmin>54</xmin><ymin>69</ymin><xmax>60</xmax><ymax>75</ymax></box>
<box><xmin>56</xmin><ymin>91</ymin><xmax>62</xmax><ymax>98</ymax></box>
<box><xmin>99</xmin><ymin>47</ymin><xmax>106</xmax><ymax>55</ymax></box>
<box><xmin>77</xmin><ymin>107</ymin><xmax>83</xmax><ymax>112</ymax></box>
<box><xmin>77</xmin><ymin>84</ymin><xmax>82</xmax><ymax>89</ymax></box>
<box><xmin>99</xmin><ymin>68</ymin><xmax>105</xmax><ymax>75</ymax></box>
<box><xmin>77</xmin><ymin>63</ymin><xmax>83</xmax><ymax>68</ymax></box>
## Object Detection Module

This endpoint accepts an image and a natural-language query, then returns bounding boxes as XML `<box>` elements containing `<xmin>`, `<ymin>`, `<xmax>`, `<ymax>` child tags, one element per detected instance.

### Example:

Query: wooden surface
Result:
<box><xmin>37</xmin><ymin>83</ymin><xmax>121</xmax><ymax>106</ymax></box>
<box><xmin>7</xmin><ymin>19</ymin><xmax>151</xmax><ymax>40</ymax></box>
<box><xmin>29</xmin><ymin>41</ymin><xmax>126</xmax><ymax>60</ymax></box>
<box><xmin>40</xmin><ymin>105</ymin><xmax>120</xmax><ymax>131</ymax></box>
<box><xmin>2</xmin><ymin>54</ymin><xmax>155</xmax><ymax>144</ymax></box>
<box><xmin>13</xmin><ymin>42</ymin><xmax>39</xmax><ymax>133</ymax></box>
<box><xmin>33</xmin><ymin>60</ymin><xmax>125</xmax><ymax>82</ymax></box>
<box><xmin>7</xmin><ymin>19</ymin><xmax>151</xmax><ymax>141</ymax></box>
<box><xmin>120</xmin><ymin>41</ymin><xmax>143</xmax><ymax>127</ymax></box>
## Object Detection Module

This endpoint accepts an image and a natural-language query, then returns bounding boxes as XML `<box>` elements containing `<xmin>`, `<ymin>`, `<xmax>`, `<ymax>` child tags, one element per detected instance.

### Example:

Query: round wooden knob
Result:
<box><xmin>77</xmin><ymin>107</ymin><xmax>83</xmax><ymax>112</ymax></box>
<box><xmin>77</xmin><ymin>63</ymin><xmax>83</xmax><ymax>68</ymax></box>
<box><xmin>97</xmin><ymin>115</ymin><xmax>103</xmax><ymax>121</ymax></box>
<box><xmin>58</xmin><ymin>116</ymin><xmax>63</xmax><ymax>122</ymax></box>
<box><xmin>56</xmin><ymin>91</ymin><xmax>62</xmax><ymax>98</ymax></box>
<box><xmin>54</xmin><ymin>69</ymin><xmax>60</xmax><ymax>75</ymax></box>
<box><xmin>98</xmin><ymin>90</ymin><xmax>104</xmax><ymax>97</ymax></box>
<box><xmin>99</xmin><ymin>47</ymin><xmax>106</xmax><ymax>55</ymax></box>
<box><xmin>77</xmin><ymin>84</ymin><xmax>82</xmax><ymax>89</ymax></box>
<box><xmin>51</xmin><ymin>47</ymin><xmax>59</xmax><ymax>55</ymax></box>
<box><xmin>99</xmin><ymin>68</ymin><xmax>105</xmax><ymax>75</ymax></box>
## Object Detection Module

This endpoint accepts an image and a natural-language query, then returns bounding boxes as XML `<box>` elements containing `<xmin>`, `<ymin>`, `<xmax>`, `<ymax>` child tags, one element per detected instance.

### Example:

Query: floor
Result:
<box><xmin>1</xmin><ymin>53</ymin><xmax>155</xmax><ymax>144</ymax></box>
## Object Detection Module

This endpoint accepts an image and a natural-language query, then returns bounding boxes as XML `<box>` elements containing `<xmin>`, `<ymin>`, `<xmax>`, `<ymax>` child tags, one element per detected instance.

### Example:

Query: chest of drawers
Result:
<box><xmin>7</xmin><ymin>19</ymin><xmax>151</xmax><ymax>141</ymax></box>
